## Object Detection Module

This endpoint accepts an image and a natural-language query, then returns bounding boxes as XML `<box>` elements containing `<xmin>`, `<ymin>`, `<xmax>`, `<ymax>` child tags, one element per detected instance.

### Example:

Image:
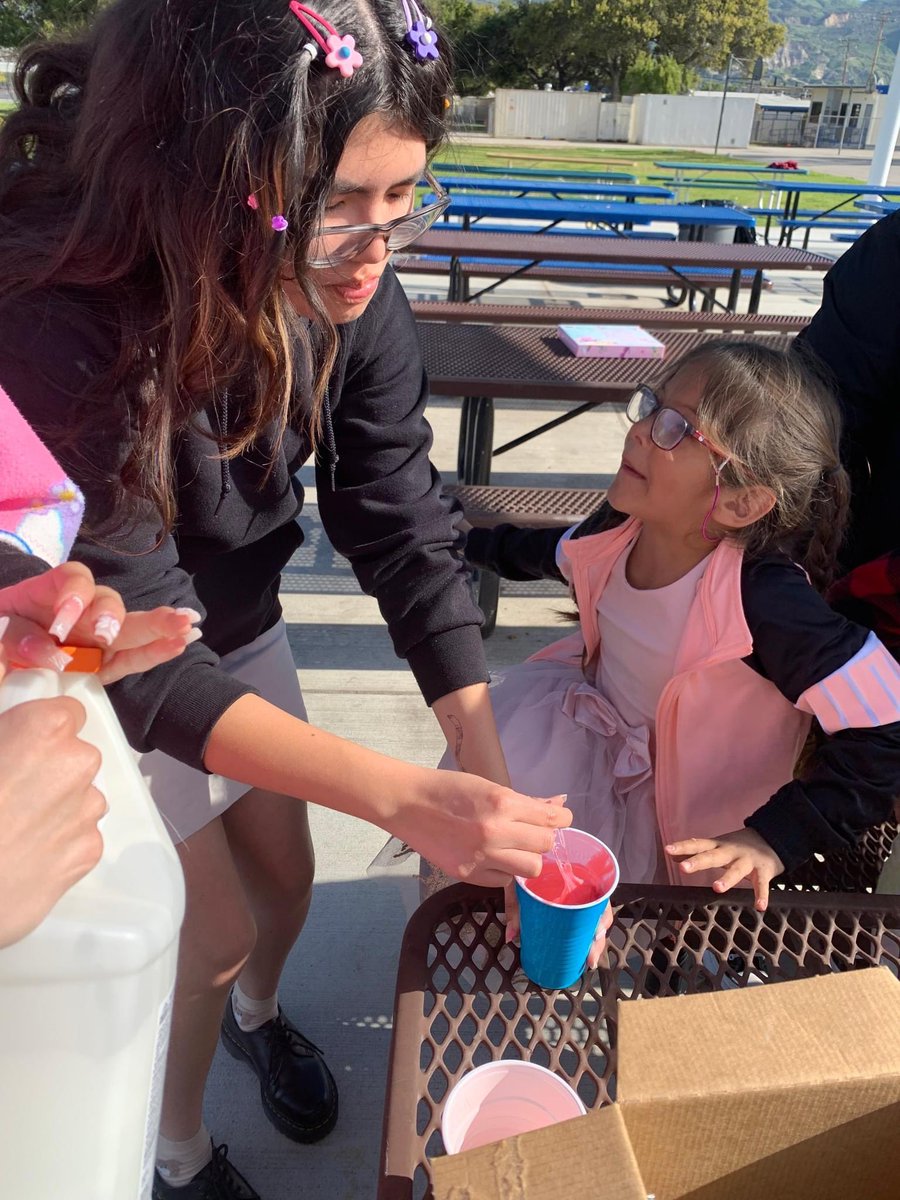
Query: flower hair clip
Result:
<box><xmin>288</xmin><ymin>2</ymin><xmax>363</xmax><ymax>78</ymax></box>
<box><xmin>400</xmin><ymin>0</ymin><xmax>439</xmax><ymax>61</ymax></box>
<box><xmin>246</xmin><ymin>193</ymin><xmax>289</xmax><ymax>233</ymax></box>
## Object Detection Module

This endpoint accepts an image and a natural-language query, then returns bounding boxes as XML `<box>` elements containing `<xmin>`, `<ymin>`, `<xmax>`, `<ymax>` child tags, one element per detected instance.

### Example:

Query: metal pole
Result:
<box><xmin>868</xmin><ymin>42</ymin><xmax>900</xmax><ymax>185</ymax></box>
<box><xmin>714</xmin><ymin>52</ymin><xmax>733</xmax><ymax>156</ymax></box>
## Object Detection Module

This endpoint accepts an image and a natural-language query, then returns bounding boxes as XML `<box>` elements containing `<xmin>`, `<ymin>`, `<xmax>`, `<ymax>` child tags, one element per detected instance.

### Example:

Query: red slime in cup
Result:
<box><xmin>523</xmin><ymin>859</ymin><xmax>604</xmax><ymax>905</ymax></box>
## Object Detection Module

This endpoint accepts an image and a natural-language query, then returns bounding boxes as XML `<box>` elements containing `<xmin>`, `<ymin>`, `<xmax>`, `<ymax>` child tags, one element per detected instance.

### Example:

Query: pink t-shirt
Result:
<box><xmin>0</xmin><ymin>385</ymin><xmax>84</xmax><ymax>567</ymax></box>
<box><xmin>595</xmin><ymin>547</ymin><xmax>711</xmax><ymax>731</ymax></box>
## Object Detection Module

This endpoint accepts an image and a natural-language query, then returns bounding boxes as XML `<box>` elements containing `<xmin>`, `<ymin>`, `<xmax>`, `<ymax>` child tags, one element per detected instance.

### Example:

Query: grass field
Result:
<box><xmin>436</xmin><ymin>139</ymin><xmax>869</xmax><ymax>210</ymax></box>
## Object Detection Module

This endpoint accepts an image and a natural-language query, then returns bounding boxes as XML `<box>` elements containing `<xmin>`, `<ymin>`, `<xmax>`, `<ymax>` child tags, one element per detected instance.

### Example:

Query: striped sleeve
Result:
<box><xmin>797</xmin><ymin>631</ymin><xmax>900</xmax><ymax>732</ymax></box>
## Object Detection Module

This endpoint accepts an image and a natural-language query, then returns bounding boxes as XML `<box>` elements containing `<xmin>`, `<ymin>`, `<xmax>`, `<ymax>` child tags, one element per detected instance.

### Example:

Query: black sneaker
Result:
<box><xmin>153</xmin><ymin>1143</ymin><xmax>260</xmax><ymax>1199</ymax></box>
<box><xmin>221</xmin><ymin>995</ymin><xmax>339</xmax><ymax>1143</ymax></box>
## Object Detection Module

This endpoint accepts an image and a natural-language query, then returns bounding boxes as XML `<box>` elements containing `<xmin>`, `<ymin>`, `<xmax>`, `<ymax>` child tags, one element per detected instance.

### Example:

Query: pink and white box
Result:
<box><xmin>557</xmin><ymin>324</ymin><xmax>666</xmax><ymax>359</ymax></box>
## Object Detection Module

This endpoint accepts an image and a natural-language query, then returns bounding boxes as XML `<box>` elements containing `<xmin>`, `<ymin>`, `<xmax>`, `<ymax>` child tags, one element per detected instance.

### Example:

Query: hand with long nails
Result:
<box><xmin>0</xmin><ymin>561</ymin><xmax>201</xmax><ymax>684</ymax></box>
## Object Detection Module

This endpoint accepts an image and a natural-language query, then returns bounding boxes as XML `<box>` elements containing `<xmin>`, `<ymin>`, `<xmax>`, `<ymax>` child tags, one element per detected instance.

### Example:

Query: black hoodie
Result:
<box><xmin>0</xmin><ymin>268</ymin><xmax>486</xmax><ymax>769</ymax></box>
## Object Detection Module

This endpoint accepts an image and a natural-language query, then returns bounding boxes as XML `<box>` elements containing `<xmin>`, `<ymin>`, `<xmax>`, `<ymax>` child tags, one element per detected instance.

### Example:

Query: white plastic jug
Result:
<box><xmin>0</xmin><ymin>660</ymin><xmax>186</xmax><ymax>1200</ymax></box>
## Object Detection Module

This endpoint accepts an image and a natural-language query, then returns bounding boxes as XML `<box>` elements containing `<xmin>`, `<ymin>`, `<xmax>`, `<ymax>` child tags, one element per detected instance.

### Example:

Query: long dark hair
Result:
<box><xmin>0</xmin><ymin>0</ymin><xmax>452</xmax><ymax>532</ymax></box>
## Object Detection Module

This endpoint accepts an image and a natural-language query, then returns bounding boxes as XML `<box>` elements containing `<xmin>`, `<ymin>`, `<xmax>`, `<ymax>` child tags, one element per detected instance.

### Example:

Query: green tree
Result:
<box><xmin>0</xmin><ymin>0</ymin><xmax>104</xmax><ymax>48</ymax></box>
<box><xmin>577</xmin><ymin>0</ymin><xmax>661</xmax><ymax>100</ymax></box>
<box><xmin>430</xmin><ymin>0</ymin><xmax>501</xmax><ymax>96</ymax></box>
<box><xmin>622</xmin><ymin>51</ymin><xmax>696</xmax><ymax>96</ymax></box>
<box><xmin>653</xmin><ymin>0</ymin><xmax>785</xmax><ymax>73</ymax></box>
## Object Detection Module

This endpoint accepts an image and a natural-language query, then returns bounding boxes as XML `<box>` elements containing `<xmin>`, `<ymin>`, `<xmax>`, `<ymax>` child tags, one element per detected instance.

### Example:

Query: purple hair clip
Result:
<box><xmin>289</xmin><ymin>2</ymin><xmax>363</xmax><ymax>77</ymax></box>
<box><xmin>400</xmin><ymin>0</ymin><xmax>439</xmax><ymax>60</ymax></box>
<box><xmin>246</xmin><ymin>193</ymin><xmax>289</xmax><ymax>232</ymax></box>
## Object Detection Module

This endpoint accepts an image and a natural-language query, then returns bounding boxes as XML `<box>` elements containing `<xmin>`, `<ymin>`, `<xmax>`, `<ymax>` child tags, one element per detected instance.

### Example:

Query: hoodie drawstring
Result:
<box><xmin>215</xmin><ymin>389</ymin><xmax>233</xmax><ymax>516</ymax></box>
<box><xmin>321</xmin><ymin>387</ymin><xmax>339</xmax><ymax>491</ymax></box>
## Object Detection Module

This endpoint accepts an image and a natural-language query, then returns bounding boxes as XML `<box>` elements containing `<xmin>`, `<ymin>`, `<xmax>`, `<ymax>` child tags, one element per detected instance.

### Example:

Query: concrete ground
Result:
<box><xmin>201</xmin><ymin>163</ymin><xmax>851</xmax><ymax>1199</ymax></box>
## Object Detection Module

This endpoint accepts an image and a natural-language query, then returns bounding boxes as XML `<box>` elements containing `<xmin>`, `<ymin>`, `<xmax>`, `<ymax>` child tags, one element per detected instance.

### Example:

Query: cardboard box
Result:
<box><xmin>431</xmin><ymin>968</ymin><xmax>900</xmax><ymax>1200</ymax></box>
<box><xmin>556</xmin><ymin>324</ymin><xmax>666</xmax><ymax>359</ymax></box>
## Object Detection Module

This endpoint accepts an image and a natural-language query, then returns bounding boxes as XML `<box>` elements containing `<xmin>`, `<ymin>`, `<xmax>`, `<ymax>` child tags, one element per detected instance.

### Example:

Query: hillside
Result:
<box><xmin>767</xmin><ymin>0</ymin><xmax>900</xmax><ymax>86</ymax></box>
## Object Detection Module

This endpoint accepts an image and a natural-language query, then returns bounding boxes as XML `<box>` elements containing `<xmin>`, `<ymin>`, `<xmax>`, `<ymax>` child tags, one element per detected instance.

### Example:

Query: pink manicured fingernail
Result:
<box><xmin>184</xmin><ymin>628</ymin><xmax>203</xmax><ymax>645</ymax></box>
<box><xmin>0</xmin><ymin>616</ymin><xmax>9</xmax><ymax>639</ymax></box>
<box><xmin>175</xmin><ymin>607</ymin><xmax>203</xmax><ymax>625</ymax></box>
<box><xmin>92</xmin><ymin>614</ymin><xmax>122</xmax><ymax>647</ymax></box>
<box><xmin>19</xmin><ymin>636</ymin><xmax>73</xmax><ymax>672</ymax></box>
<box><xmin>49</xmin><ymin>595</ymin><xmax>85</xmax><ymax>641</ymax></box>
<box><xmin>682</xmin><ymin>862</ymin><xmax>693</xmax><ymax>872</ymax></box>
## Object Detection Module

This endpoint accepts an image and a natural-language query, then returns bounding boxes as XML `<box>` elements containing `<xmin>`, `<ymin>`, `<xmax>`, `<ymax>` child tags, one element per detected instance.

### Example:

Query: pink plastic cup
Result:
<box><xmin>441</xmin><ymin>1060</ymin><xmax>587</xmax><ymax>1155</ymax></box>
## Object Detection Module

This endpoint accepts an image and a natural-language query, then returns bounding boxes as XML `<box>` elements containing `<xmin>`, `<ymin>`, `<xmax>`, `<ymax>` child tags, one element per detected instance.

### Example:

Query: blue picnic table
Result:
<box><xmin>428</xmin><ymin>193</ymin><xmax>756</xmax><ymax>235</ymax></box>
<box><xmin>434</xmin><ymin>175</ymin><xmax>674</xmax><ymax>203</ymax></box>
<box><xmin>431</xmin><ymin>161</ymin><xmax>637</xmax><ymax>184</ymax></box>
<box><xmin>654</xmin><ymin>161</ymin><xmax>809</xmax><ymax>182</ymax></box>
<box><xmin>774</xmin><ymin>181</ymin><xmax>900</xmax><ymax>244</ymax></box>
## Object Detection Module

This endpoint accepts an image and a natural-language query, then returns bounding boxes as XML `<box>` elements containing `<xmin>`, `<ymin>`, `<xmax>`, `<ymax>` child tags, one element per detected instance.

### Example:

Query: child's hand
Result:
<box><xmin>0</xmin><ymin>562</ymin><xmax>200</xmax><ymax>684</ymax></box>
<box><xmin>503</xmin><ymin>880</ymin><xmax>613</xmax><ymax>969</ymax></box>
<box><xmin>665</xmin><ymin>829</ymin><xmax>785</xmax><ymax>911</ymax></box>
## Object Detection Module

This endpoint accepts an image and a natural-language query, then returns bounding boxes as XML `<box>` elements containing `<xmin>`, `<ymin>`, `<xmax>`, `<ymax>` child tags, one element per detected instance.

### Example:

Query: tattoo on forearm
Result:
<box><xmin>447</xmin><ymin>713</ymin><xmax>467</xmax><ymax>773</ymax></box>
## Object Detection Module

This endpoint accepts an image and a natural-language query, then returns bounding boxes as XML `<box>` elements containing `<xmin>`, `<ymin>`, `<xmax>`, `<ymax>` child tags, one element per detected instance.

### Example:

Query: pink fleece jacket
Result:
<box><xmin>531</xmin><ymin>518</ymin><xmax>812</xmax><ymax>887</ymax></box>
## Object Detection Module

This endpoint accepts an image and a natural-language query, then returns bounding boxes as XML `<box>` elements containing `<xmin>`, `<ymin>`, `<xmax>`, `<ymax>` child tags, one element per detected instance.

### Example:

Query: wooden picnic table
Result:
<box><xmin>416</xmin><ymin>322</ymin><xmax>794</xmax><ymax>484</ymax></box>
<box><xmin>406</xmin><ymin>228</ymin><xmax>832</xmax><ymax>312</ymax></box>
<box><xmin>486</xmin><ymin>149</ymin><xmax>638</xmax><ymax>169</ymax></box>
<box><xmin>434</xmin><ymin>175</ymin><xmax>674</xmax><ymax>202</ymax></box>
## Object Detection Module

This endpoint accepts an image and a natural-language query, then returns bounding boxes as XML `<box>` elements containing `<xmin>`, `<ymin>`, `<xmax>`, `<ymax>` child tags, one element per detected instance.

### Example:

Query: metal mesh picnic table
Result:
<box><xmin>377</xmin><ymin>882</ymin><xmax>900</xmax><ymax>1200</ymax></box>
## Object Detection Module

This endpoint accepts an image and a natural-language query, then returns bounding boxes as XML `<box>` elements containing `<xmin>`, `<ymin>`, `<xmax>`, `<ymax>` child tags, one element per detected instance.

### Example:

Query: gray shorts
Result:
<box><xmin>138</xmin><ymin>619</ymin><xmax>308</xmax><ymax>844</ymax></box>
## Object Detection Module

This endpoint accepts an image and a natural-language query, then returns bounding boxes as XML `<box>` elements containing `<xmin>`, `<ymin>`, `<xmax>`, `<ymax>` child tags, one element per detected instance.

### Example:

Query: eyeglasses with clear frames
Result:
<box><xmin>306</xmin><ymin>170</ymin><xmax>449</xmax><ymax>268</ymax></box>
<box><xmin>625</xmin><ymin>384</ymin><xmax>723</xmax><ymax>454</ymax></box>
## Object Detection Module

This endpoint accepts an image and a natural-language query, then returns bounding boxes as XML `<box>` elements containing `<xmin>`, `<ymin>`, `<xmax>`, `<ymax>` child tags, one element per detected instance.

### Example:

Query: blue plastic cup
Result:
<box><xmin>515</xmin><ymin>829</ymin><xmax>619</xmax><ymax>990</ymax></box>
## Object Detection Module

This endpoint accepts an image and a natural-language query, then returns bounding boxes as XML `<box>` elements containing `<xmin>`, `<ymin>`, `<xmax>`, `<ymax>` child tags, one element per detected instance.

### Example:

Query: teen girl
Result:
<box><xmin>0</xmin><ymin>2</ymin><xmax>568</xmax><ymax>1194</ymax></box>
<box><xmin>462</xmin><ymin>342</ymin><xmax>900</xmax><ymax>927</ymax></box>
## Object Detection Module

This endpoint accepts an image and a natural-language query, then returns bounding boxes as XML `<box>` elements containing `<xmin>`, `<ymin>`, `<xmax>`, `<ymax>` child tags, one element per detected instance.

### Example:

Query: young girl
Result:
<box><xmin>0</xmin><ymin>2</ymin><xmax>564</xmax><ymax>1195</ymax></box>
<box><xmin>461</xmin><ymin>341</ymin><xmax>900</xmax><ymax>914</ymax></box>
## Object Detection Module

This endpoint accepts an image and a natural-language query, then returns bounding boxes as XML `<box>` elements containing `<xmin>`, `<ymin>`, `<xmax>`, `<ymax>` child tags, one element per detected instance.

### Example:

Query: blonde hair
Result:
<box><xmin>661</xmin><ymin>340</ymin><xmax>850</xmax><ymax>592</ymax></box>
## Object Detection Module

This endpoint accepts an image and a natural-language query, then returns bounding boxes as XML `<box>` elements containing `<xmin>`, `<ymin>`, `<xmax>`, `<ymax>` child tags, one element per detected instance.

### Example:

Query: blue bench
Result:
<box><xmin>438</xmin><ymin>218</ymin><xmax>676</xmax><ymax>242</ymax></box>
<box><xmin>782</xmin><ymin>217</ymin><xmax>876</xmax><ymax>249</ymax></box>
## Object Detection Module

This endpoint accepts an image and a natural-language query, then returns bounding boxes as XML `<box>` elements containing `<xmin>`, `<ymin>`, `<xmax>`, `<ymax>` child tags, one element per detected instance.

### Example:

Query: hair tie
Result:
<box><xmin>288</xmin><ymin>2</ymin><xmax>363</xmax><ymax>77</ymax></box>
<box><xmin>400</xmin><ymin>0</ymin><xmax>440</xmax><ymax>60</ymax></box>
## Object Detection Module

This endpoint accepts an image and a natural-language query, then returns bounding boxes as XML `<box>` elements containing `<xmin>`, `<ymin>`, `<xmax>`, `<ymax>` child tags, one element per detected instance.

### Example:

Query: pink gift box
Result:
<box><xmin>557</xmin><ymin>324</ymin><xmax>666</xmax><ymax>359</ymax></box>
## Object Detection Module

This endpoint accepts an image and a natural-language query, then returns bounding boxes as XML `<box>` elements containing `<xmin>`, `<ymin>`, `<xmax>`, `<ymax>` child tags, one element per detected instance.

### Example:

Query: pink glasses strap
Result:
<box><xmin>700</xmin><ymin>457</ymin><xmax>730</xmax><ymax>543</ymax></box>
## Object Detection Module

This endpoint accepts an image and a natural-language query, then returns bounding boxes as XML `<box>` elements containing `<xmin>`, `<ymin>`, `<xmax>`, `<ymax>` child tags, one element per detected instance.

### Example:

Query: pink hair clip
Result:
<box><xmin>288</xmin><ymin>2</ymin><xmax>363</xmax><ymax>77</ymax></box>
<box><xmin>247</xmin><ymin>194</ymin><xmax>259</xmax><ymax>210</ymax></box>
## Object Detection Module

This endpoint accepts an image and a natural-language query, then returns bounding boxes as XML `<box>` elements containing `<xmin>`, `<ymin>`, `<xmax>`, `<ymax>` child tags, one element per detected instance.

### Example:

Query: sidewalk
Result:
<box><xmin>202</xmin><ymin>245</ymin><xmax>838</xmax><ymax>1198</ymax></box>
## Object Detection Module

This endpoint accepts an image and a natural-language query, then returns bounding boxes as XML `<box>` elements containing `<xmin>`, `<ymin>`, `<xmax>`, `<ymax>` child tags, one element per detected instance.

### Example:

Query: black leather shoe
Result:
<box><xmin>221</xmin><ymin>995</ymin><xmax>338</xmax><ymax>1143</ymax></box>
<box><xmin>153</xmin><ymin>1142</ymin><xmax>260</xmax><ymax>1199</ymax></box>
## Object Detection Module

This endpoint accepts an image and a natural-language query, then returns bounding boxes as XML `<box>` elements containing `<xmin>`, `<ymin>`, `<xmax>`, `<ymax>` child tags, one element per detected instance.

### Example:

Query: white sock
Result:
<box><xmin>156</xmin><ymin>1126</ymin><xmax>213</xmax><ymax>1188</ymax></box>
<box><xmin>232</xmin><ymin>980</ymin><xmax>279</xmax><ymax>1032</ymax></box>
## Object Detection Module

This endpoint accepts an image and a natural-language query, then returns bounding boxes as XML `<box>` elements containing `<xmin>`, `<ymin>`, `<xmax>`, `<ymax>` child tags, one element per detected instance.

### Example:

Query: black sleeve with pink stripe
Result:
<box><xmin>740</xmin><ymin>555</ymin><xmax>900</xmax><ymax>873</ymax></box>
